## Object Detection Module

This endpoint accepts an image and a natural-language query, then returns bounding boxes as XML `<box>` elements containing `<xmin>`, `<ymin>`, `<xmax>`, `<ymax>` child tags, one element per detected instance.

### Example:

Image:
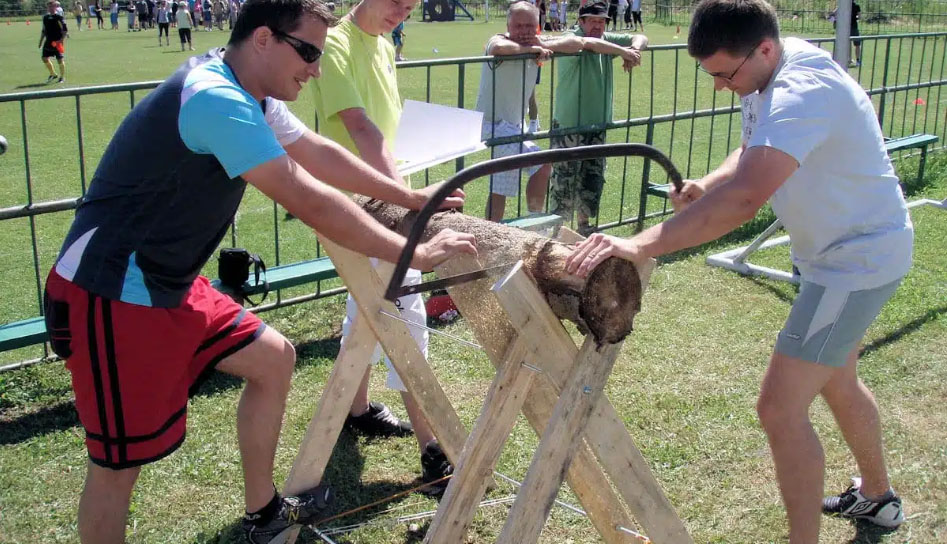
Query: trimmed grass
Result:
<box><xmin>0</xmin><ymin>15</ymin><xmax>945</xmax><ymax>544</ymax></box>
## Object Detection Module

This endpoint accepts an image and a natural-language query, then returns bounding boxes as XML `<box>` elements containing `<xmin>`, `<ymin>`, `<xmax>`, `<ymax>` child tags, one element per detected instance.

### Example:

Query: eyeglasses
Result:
<box><xmin>271</xmin><ymin>29</ymin><xmax>323</xmax><ymax>64</ymax></box>
<box><xmin>697</xmin><ymin>44</ymin><xmax>759</xmax><ymax>81</ymax></box>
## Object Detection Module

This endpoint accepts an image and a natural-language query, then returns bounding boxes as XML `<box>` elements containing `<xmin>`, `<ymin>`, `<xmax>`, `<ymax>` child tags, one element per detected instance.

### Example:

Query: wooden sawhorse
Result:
<box><xmin>278</xmin><ymin>233</ymin><xmax>692</xmax><ymax>544</ymax></box>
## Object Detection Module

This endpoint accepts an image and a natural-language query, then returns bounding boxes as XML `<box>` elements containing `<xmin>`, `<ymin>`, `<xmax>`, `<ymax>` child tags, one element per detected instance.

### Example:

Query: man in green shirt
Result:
<box><xmin>550</xmin><ymin>0</ymin><xmax>647</xmax><ymax>234</ymax></box>
<box><xmin>309</xmin><ymin>0</ymin><xmax>455</xmax><ymax>495</ymax></box>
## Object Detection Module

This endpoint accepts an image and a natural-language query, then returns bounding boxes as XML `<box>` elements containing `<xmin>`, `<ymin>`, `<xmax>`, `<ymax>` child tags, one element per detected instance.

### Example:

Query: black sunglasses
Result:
<box><xmin>697</xmin><ymin>44</ymin><xmax>759</xmax><ymax>81</ymax></box>
<box><xmin>271</xmin><ymin>29</ymin><xmax>323</xmax><ymax>64</ymax></box>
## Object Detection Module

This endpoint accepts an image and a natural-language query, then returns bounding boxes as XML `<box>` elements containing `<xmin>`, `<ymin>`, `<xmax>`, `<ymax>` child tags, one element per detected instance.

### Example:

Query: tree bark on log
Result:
<box><xmin>356</xmin><ymin>197</ymin><xmax>643</xmax><ymax>345</ymax></box>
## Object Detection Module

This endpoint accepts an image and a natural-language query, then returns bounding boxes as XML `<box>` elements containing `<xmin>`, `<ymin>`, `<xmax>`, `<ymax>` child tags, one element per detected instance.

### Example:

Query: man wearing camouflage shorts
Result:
<box><xmin>549</xmin><ymin>1</ymin><xmax>646</xmax><ymax>234</ymax></box>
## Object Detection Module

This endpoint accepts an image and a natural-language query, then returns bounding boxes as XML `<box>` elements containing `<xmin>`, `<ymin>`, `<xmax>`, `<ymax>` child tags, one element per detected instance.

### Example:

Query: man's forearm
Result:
<box><xmin>290</xmin><ymin>178</ymin><xmax>409</xmax><ymax>265</ymax></box>
<box><xmin>581</xmin><ymin>37</ymin><xmax>630</xmax><ymax>56</ymax></box>
<box><xmin>348</xmin><ymin>116</ymin><xmax>404</xmax><ymax>183</ymax></box>
<box><xmin>637</xmin><ymin>176</ymin><xmax>760</xmax><ymax>258</ymax></box>
<box><xmin>539</xmin><ymin>35</ymin><xmax>584</xmax><ymax>54</ymax></box>
<box><xmin>699</xmin><ymin>147</ymin><xmax>743</xmax><ymax>191</ymax></box>
<box><xmin>286</xmin><ymin>132</ymin><xmax>416</xmax><ymax>208</ymax></box>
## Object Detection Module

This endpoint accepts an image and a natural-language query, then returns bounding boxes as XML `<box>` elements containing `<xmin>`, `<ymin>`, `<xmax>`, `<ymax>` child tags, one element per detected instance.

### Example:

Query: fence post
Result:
<box><xmin>455</xmin><ymin>63</ymin><xmax>466</xmax><ymax>172</ymax></box>
<box><xmin>635</xmin><ymin>120</ymin><xmax>655</xmax><ymax>233</ymax></box>
<box><xmin>878</xmin><ymin>38</ymin><xmax>892</xmax><ymax>128</ymax></box>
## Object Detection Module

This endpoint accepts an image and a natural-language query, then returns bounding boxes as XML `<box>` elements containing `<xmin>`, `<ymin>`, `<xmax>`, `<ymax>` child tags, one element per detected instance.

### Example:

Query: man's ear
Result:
<box><xmin>250</xmin><ymin>25</ymin><xmax>274</xmax><ymax>55</ymax></box>
<box><xmin>758</xmin><ymin>37</ymin><xmax>779</xmax><ymax>61</ymax></box>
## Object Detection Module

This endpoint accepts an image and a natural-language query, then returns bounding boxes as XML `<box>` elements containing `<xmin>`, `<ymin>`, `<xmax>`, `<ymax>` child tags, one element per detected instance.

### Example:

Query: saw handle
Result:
<box><xmin>384</xmin><ymin>143</ymin><xmax>683</xmax><ymax>301</ymax></box>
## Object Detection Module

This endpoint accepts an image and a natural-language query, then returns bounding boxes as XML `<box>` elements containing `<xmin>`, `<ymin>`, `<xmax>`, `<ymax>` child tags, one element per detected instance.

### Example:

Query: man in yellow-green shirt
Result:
<box><xmin>310</xmin><ymin>0</ymin><xmax>453</xmax><ymax>495</ymax></box>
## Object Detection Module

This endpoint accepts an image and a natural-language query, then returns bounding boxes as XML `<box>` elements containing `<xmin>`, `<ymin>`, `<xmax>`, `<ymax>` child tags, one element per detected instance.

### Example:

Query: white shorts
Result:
<box><xmin>340</xmin><ymin>263</ymin><xmax>427</xmax><ymax>392</ymax></box>
<box><xmin>482</xmin><ymin>120</ymin><xmax>543</xmax><ymax>197</ymax></box>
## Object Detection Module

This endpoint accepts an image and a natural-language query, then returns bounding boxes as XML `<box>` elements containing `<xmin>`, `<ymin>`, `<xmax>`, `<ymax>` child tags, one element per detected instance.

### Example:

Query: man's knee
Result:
<box><xmin>86</xmin><ymin>462</ymin><xmax>141</xmax><ymax>493</ymax></box>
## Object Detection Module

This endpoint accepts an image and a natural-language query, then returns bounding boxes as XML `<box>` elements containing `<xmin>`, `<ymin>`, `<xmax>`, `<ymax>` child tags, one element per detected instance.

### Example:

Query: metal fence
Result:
<box><xmin>2</xmin><ymin>31</ymin><xmax>946</xmax><ymax>365</ymax></box>
<box><xmin>654</xmin><ymin>0</ymin><xmax>947</xmax><ymax>34</ymax></box>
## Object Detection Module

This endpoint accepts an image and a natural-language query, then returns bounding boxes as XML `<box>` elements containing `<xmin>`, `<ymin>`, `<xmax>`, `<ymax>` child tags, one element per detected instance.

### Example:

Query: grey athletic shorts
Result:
<box><xmin>775</xmin><ymin>278</ymin><xmax>901</xmax><ymax>366</ymax></box>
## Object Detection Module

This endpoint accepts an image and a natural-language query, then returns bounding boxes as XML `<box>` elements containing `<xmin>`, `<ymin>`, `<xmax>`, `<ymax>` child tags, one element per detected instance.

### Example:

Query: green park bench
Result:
<box><xmin>645</xmin><ymin>133</ymin><xmax>939</xmax><ymax>199</ymax></box>
<box><xmin>0</xmin><ymin>213</ymin><xmax>564</xmax><ymax>356</ymax></box>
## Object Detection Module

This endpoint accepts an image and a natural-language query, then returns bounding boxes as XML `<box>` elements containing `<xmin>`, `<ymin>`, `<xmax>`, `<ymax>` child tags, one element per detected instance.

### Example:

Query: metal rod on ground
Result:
<box><xmin>377</xmin><ymin>309</ymin><xmax>483</xmax><ymax>349</ymax></box>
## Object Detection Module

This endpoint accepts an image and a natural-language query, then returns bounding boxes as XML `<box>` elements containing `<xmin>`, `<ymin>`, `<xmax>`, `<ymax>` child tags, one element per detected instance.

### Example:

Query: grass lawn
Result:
<box><xmin>0</xmin><ymin>13</ymin><xmax>946</xmax><ymax>544</ymax></box>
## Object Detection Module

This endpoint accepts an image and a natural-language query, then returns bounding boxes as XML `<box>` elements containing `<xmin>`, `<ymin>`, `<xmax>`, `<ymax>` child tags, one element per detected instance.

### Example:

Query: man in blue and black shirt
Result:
<box><xmin>44</xmin><ymin>0</ymin><xmax>475</xmax><ymax>542</ymax></box>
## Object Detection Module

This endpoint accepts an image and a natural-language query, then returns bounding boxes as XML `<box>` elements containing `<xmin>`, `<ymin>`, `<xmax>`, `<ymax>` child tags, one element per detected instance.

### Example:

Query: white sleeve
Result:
<box><xmin>747</xmin><ymin>76</ymin><xmax>831</xmax><ymax>165</ymax></box>
<box><xmin>264</xmin><ymin>98</ymin><xmax>307</xmax><ymax>147</ymax></box>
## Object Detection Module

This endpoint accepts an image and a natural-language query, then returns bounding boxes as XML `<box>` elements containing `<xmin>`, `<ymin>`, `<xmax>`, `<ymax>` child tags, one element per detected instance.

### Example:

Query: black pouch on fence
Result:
<box><xmin>217</xmin><ymin>248</ymin><xmax>268</xmax><ymax>306</ymax></box>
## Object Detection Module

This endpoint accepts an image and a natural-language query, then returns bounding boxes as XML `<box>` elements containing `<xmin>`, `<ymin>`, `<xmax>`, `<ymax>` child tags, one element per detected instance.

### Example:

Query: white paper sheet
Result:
<box><xmin>395</xmin><ymin>100</ymin><xmax>486</xmax><ymax>176</ymax></box>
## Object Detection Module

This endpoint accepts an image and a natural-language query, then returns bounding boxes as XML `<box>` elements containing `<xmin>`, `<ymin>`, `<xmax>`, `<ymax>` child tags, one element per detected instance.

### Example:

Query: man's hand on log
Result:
<box><xmin>411</xmin><ymin>229</ymin><xmax>478</xmax><ymax>271</ymax></box>
<box><xmin>411</xmin><ymin>183</ymin><xmax>466</xmax><ymax>211</ymax></box>
<box><xmin>565</xmin><ymin>233</ymin><xmax>647</xmax><ymax>278</ymax></box>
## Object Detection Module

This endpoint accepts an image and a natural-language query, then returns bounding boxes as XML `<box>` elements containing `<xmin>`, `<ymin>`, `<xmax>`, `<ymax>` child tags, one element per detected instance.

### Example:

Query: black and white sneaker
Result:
<box><xmin>419</xmin><ymin>441</ymin><xmax>453</xmax><ymax>496</ymax></box>
<box><xmin>345</xmin><ymin>401</ymin><xmax>413</xmax><ymax>438</ymax></box>
<box><xmin>242</xmin><ymin>485</ymin><xmax>334</xmax><ymax>544</ymax></box>
<box><xmin>823</xmin><ymin>477</ymin><xmax>904</xmax><ymax>528</ymax></box>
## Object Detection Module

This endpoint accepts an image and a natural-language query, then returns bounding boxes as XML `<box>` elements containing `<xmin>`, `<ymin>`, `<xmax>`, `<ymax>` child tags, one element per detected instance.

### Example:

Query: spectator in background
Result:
<box><xmin>176</xmin><ymin>0</ymin><xmax>193</xmax><ymax>49</ymax></box>
<box><xmin>170</xmin><ymin>0</ymin><xmax>178</xmax><ymax>28</ymax></box>
<box><xmin>94</xmin><ymin>0</ymin><xmax>104</xmax><ymax>29</ymax></box>
<box><xmin>630</xmin><ymin>0</ymin><xmax>643</xmax><ymax>31</ymax></box>
<box><xmin>109</xmin><ymin>0</ymin><xmax>118</xmax><ymax>29</ymax></box>
<box><xmin>229</xmin><ymin>0</ymin><xmax>239</xmax><ymax>28</ymax></box>
<box><xmin>192</xmin><ymin>0</ymin><xmax>202</xmax><ymax>28</ymax></box>
<box><xmin>850</xmin><ymin>2</ymin><xmax>862</xmax><ymax>66</ymax></box>
<box><xmin>126</xmin><ymin>0</ymin><xmax>137</xmax><ymax>30</ymax></box>
<box><xmin>203</xmin><ymin>0</ymin><xmax>213</xmax><ymax>30</ymax></box>
<box><xmin>73</xmin><ymin>0</ymin><xmax>83</xmax><ymax>30</ymax></box>
<box><xmin>39</xmin><ymin>0</ymin><xmax>68</xmax><ymax>84</ymax></box>
<box><xmin>138</xmin><ymin>0</ymin><xmax>149</xmax><ymax>30</ymax></box>
<box><xmin>559</xmin><ymin>0</ymin><xmax>568</xmax><ymax>28</ymax></box>
<box><xmin>156</xmin><ymin>0</ymin><xmax>171</xmax><ymax>45</ymax></box>
<box><xmin>549</xmin><ymin>1</ymin><xmax>646</xmax><ymax>233</ymax></box>
<box><xmin>213</xmin><ymin>0</ymin><xmax>224</xmax><ymax>30</ymax></box>
<box><xmin>392</xmin><ymin>17</ymin><xmax>406</xmax><ymax>61</ymax></box>
<box><xmin>146</xmin><ymin>0</ymin><xmax>156</xmax><ymax>27</ymax></box>
<box><xmin>607</xmin><ymin>0</ymin><xmax>617</xmax><ymax>30</ymax></box>
<box><xmin>477</xmin><ymin>1</ymin><xmax>642</xmax><ymax>222</ymax></box>
<box><xmin>548</xmin><ymin>0</ymin><xmax>559</xmax><ymax>30</ymax></box>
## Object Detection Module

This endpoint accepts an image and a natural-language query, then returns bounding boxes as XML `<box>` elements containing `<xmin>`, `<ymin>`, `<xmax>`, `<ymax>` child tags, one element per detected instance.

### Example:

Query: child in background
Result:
<box><xmin>392</xmin><ymin>18</ymin><xmax>406</xmax><ymax>61</ymax></box>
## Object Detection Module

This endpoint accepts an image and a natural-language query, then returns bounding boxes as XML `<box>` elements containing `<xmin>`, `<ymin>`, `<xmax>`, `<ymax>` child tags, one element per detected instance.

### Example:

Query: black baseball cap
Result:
<box><xmin>579</xmin><ymin>1</ymin><xmax>610</xmax><ymax>19</ymax></box>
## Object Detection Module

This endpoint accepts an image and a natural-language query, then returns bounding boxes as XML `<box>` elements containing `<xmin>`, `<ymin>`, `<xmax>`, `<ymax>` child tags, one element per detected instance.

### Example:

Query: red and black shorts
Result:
<box><xmin>44</xmin><ymin>270</ymin><xmax>265</xmax><ymax>470</ymax></box>
<box><xmin>42</xmin><ymin>40</ymin><xmax>65</xmax><ymax>60</ymax></box>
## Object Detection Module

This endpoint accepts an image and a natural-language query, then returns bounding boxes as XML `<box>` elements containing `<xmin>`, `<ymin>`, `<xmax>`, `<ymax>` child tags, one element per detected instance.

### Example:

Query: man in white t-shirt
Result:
<box><xmin>566</xmin><ymin>1</ymin><xmax>909</xmax><ymax>542</ymax></box>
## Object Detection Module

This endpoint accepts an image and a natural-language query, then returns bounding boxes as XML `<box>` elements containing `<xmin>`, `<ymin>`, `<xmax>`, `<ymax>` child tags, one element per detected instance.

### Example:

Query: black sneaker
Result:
<box><xmin>46</xmin><ymin>75</ymin><xmax>58</xmax><ymax>83</ymax></box>
<box><xmin>823</xmin><ymin>477</ymin><xmax>905</xmax><ymax>528</ymax></box>
<box><xmin>419</xmin><ymin>441</ymin><xmax>453</xmax><ymax>496</ymax></box>
<box><xmin>242</xmin><ymin>485</ymin><xmax>334</xmax><ymax>544</ymax></box>
<box><xmin>345</xmin><ymin>401</ymin><xmax>413</xmax><ymax>438</ymax></box>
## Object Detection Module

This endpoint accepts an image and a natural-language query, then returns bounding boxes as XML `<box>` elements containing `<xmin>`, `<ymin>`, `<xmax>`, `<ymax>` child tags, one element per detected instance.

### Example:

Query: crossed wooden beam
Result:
<box><xmin>275</xmin><ymin>231</ymin><xmax>693</xmax><ymax>544</ymax></box>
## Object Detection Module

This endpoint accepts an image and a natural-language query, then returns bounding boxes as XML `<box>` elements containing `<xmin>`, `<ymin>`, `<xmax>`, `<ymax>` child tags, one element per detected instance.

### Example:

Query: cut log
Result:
<box><xmin>356</xmin><ymin>197</ymin><xmax>643</xmax><ymax>344</ymax></box>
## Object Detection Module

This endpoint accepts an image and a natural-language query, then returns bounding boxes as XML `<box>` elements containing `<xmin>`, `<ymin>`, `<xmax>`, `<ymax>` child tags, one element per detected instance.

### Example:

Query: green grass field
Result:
<box><xmin>0</xmin><ymin>14</ymin><xmax>946</xmax><ymax>544</ymax></box>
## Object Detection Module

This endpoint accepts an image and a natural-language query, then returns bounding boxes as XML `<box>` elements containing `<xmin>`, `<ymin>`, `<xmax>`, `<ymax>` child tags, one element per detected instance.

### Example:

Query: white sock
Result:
<box><xmin>529</xmin><ymin>119</ymin><xmax>540</xmax><ymax>133</ymax></box>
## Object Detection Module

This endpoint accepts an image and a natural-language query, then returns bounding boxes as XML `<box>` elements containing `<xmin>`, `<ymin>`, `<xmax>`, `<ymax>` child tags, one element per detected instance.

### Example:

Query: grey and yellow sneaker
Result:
<box><xmin>242</xmin><ymin>485</ymin><xmax>333</xmax><ymax>544</ymax></box>
<box><xmin>822</xmin><ymin>477</ymin><xmax>904</xmax><ymax>528</ymax></box>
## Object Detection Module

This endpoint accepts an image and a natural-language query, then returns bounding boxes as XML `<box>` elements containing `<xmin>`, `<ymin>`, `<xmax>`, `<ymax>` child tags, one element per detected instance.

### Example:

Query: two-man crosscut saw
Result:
<box><xmin>384</xmin><ymin>143</ymin><xmax>683</xmax><ymax>301</ymax></box>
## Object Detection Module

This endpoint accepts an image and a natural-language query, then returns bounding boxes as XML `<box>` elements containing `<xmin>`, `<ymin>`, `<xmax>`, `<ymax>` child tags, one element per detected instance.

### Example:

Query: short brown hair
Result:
<box><xmin>229</xmin><ymin>0</ymin><xmax>337</xmax><ymax>45</ymax></box>
<box><xmin>687</xmin><ymin>0</ymin><xmax>779</xmax><ymax>59</ymax></box>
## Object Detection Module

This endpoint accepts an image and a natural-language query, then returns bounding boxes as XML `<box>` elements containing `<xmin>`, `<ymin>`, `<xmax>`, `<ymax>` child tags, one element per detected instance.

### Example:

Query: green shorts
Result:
<box><xmin>548</xmin><ymin>120</ymin><xmax>607</xmax><ymax>221</ymax></box>
<box><xmin>775</xmin><ymin>278</ymin><xmax>902</xmax><ymax>366</ymax></box>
